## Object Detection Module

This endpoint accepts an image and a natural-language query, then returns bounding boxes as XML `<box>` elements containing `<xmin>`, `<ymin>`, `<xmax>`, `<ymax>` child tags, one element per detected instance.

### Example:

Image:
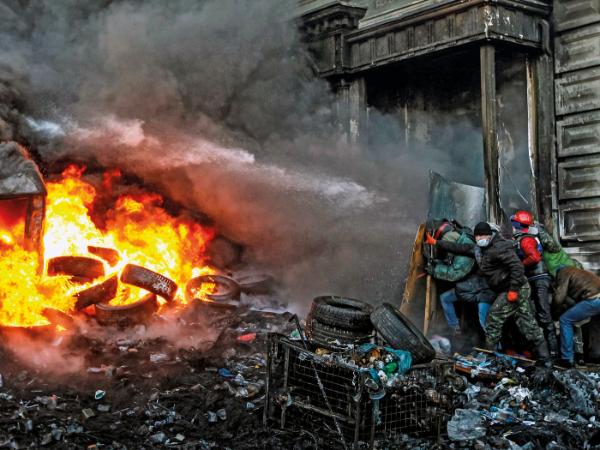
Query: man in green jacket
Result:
<box><xmin>425</xmin><ymin>220</ymin><xmax>495</xmax><ymax>335</ymax></box>
<box><xmin>535</xmin><ymin>222</ymin><xmax>582</xmax><ymax>278</ymax></box>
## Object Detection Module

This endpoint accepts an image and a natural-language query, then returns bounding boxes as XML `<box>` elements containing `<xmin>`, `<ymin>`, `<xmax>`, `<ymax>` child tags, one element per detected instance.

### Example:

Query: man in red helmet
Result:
<box><xmin>510</xmin><ymin>210</ymin><xmax>558</xmax><ymax>357</ymax></box>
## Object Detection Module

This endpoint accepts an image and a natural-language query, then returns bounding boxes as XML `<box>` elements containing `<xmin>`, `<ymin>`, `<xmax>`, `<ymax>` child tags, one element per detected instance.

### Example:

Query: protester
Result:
<box><xmin>426</xmin><ymin>221</ymin><xmax>551</xmax><ymax>365</ymax></box>
<box><xmin>552</xmin><ymin>266</ymin><xmax>600</xmax><ymax>367</ymax></box>
<box><xmin>425</xmin><ymin>220</ymin><xmax>494</xmax><ymax>335</ymax></box>
<box><xmin>510</xmin><ymin>210</ymin><xmax>558</xmax><ymax>357</ymax></box>
<box><xmin>532</xmin><ymin>220</ymin><xmax>583</xmax><ymax>278</ymax></box>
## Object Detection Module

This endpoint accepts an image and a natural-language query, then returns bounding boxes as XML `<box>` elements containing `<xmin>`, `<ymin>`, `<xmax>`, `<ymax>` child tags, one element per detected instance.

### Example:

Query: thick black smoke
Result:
<box><xmin>0</xmin><ymin>0</ymin><xmax>479</xmax><ymax>311</ymax></box>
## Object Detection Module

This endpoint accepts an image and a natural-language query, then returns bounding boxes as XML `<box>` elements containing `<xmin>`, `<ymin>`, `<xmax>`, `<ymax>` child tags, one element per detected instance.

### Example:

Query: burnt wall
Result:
<box><xmin>553</xmin><ymin>0</ymin><xmax>600</xmax><ymax>272</ymax></box>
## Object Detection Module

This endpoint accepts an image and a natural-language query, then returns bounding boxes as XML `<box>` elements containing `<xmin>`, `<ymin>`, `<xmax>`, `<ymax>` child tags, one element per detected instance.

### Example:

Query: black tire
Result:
<box><xmin>47</xmin><ymin>256</ymin><xmax>105</xmax><ymax>279</ymax></box>
<box><xmin>370</xmin><ymin>303</ymin><xmax>436</xmax><ymax>363</ymax></box>
<box><xmin>309</xmin><ymin>296</ymin><xmax>373</xmax><ymax>330</ymax></box>
<box><xmin>185</xmin><ymin>275</ymin><xmax>241</xmax><ymax>302</ymax></box>
<box><xmin>87</xmin><ymin>246</ymin><xmax>120</xmax><ymax>267</ymax></box>
<box><xmin>74</xmin><ymin>276</ymin><xmax>118</xmax><ymax>310</ymax></box>
<box><xmin>120</xmin><ymin>264</ymin><xmax>178</xmax><ymax>301</ymax></box>
<box><xmin>95</xmin><ymin>293</ymin><xmax>157</xmax><ymax>326</ymax></box>
<box><xmin>308</xmin><ymin>319</ymin><xmax>372</xmax><ymax>348</ymax></box>
<box><xmin>237</xmin><ymin>273</ymin><xmax>274</xmax><ymax>295</ymax></box>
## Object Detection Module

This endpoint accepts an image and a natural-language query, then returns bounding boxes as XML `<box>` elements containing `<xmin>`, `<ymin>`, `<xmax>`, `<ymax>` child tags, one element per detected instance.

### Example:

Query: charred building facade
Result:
<box><xmin>297</xmin><ymin>0</ymin><xmax>600</xmax><ymax>273</ymax></box>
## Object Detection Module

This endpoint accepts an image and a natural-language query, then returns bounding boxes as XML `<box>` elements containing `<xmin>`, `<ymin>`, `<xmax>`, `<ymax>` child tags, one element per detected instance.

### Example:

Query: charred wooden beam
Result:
<box><xmin>480</xmin><ymin>44</ymin><xmax>501</xmax><ymax>224</ymax></box>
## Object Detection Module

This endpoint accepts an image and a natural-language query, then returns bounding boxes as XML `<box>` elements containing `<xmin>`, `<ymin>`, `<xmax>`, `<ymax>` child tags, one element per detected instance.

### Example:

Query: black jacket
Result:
<box><xmin>437</xmin><ymin>233</ymin><xmax>527</xmax><ymax>293</ymax></box>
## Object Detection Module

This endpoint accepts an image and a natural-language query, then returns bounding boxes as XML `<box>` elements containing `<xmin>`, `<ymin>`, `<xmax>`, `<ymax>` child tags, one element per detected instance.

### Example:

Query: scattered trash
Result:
<box><xmin>207</xmin><ymin>411</ymin><xmax>218</xmax><ymax>423</ymax></box>
<box><xmin>41</xmin><ymin>433</ymin><xmax>52</xmax><ymax>446</ymax></box>
<box><xmin>218</xmin><ymin>368</ymin><xmax>234</xmax><ymax>378</ymax></box>
<box><xmin>81</xmin><ymin>408</ymin><xmax>95</xmax><ymax>420</ymax></box>
<box><xmin>150</xmin><ymin>432</ymin><xmax>167</xmax><ymax>444</ymax></box>
<box><xmin>149</xmin><ymin>353</ymin><xmax>169</xmax><ymax>363</ymax></box>
<box><xmin>217</xmin><ymin>408</ymin><xmax>227</xmax><ymax>421</ymax></box>
<box><xmin>430</xmin><ymin>335</ymin><xmax>452</xmax><ymax>354</ymax></box>
<box><xmin>37</xmin><ymin>395</ymin><xmax>58</xmax><ymax>410</ymax></box>
<box><xmin>508</xmin><ymin>386</ymin><xmax>531</xmax><ymax>403</ymax></box>
<box><xmin>236</xmin><ymin>332</ymin><xmax>257</xmax><ymax>343</ymax></box>
<box><xmin>86</xmin><ymin>365</ymin><xmax>115</xmax><ymax>377</ymax></box>
<box><xmin>447</xmin><ymin>409</ymin><xmax>486</xmax><ymax>441</ymax></box>
<box><xmin>94</xmin><ymin>390</ymin><xmax>105</xmax><ymax>400</ymax></box>
<box><xmin>289</xmin><ymin>329</ymin><xmax>302</xmax><ymax>340</ymax></box>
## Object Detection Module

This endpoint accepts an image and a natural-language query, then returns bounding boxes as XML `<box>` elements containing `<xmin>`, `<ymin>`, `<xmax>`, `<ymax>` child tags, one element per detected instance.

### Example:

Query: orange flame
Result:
<box><xmin>0</xmin><ymin>165</ymin><xmax>216</xmax><ymax>327</ymax></box>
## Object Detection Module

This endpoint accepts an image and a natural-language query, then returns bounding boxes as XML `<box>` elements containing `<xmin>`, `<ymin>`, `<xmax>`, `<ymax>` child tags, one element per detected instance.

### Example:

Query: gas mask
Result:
<box><xmin>476</xmin><ymin>237</ymin><xmax>491</xmax><ymax>247</ymax></box>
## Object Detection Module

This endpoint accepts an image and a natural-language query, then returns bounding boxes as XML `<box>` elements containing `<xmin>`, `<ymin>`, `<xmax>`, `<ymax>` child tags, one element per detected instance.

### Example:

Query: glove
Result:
<box><xmin>425</xmin><ymin>232</ymin><xmax>437</xmax><ymax>245</ymax></box>
<box><xmin>507</xmin><ymin>290</ymin><xmax>519</xmax><ymax>302</ymax></box>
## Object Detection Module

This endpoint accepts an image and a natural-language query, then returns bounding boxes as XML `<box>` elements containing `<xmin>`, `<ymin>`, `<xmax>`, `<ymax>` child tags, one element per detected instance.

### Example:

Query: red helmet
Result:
<box><xmin>434</xmin><ymin>221</ymin><xmax>454</xmax><ymax>240</ymax></box>
<box><xmin>511</xmin><ymin>210</ymin><xmax>534</xmax><ymax>227</ymax></box>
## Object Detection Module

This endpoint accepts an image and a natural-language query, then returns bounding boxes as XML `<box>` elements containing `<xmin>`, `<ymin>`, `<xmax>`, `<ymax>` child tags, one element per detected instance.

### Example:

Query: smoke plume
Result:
<box><xmin>0</xmin><ymin>0</ymin><xmax>482</xmax><ymax>311</ymax></box>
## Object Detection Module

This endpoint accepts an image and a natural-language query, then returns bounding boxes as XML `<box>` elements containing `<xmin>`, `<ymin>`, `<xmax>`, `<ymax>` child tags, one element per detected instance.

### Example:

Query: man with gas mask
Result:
<box><xmin>426</xmin><ymin>221</ymin><xmax>551</xmax><ymax>365</ymax></box>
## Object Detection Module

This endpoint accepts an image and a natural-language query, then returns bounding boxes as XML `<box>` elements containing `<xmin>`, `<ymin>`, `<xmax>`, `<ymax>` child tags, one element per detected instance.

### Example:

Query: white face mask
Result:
<box><xmin>476</xmin><ymin>237</ymin><xmax>491</xmax><ymax>247</ymax></box>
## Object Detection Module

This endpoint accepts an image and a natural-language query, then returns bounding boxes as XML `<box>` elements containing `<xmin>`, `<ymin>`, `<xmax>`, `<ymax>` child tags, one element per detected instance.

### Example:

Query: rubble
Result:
<box><xmin>0</xmin><ymin>304</ymin><xmax>298</xmax><ymax>449</ymax></box>
<box><xmin>447</xmin><ymin>350</ymin><xmax>600</xmax><ymax>449</ymax></box>
<box><xmin>2</xmin><ymin>293</ymin><xmax>600</xmax><ymax>449</ymax></box>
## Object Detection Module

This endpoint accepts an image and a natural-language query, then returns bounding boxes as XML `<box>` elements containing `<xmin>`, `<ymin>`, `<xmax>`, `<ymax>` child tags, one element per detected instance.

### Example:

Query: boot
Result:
<box><xmin>533</xmin><ymin>340</ymin><xmax>553</xmax><ymax>368</ymax></box>
<box><xmin>547</xmin><ymin>333</ymin><xmax>559</xmax><ymax>359</ymax></box>
<box><xmin>544</xmin><ymin>327</ymin><xmax>559</xmax><ymax>358</ymax></box>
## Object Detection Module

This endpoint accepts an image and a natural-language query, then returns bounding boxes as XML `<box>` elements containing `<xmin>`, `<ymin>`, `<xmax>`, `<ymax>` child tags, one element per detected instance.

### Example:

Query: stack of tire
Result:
<box><xmin>306</xmin><ymin>298</ymin><xmax>436</xmax><ymax>364</ymax></box>
<box><xmin>306</xmin><ymin>296</ymin><xmax>374</xmax><ymax>349</ymax></box>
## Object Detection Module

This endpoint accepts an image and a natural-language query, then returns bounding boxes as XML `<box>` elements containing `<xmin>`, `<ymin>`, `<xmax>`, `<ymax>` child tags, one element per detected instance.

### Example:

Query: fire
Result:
<box><xmin>0</xmin><ymin>165</ymin><xmax>216</xmax><ymax>327</ymax></box>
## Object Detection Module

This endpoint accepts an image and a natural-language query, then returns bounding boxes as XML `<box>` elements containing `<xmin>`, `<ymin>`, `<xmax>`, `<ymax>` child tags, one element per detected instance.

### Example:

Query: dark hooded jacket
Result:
<box><xmin>437</xmin><ymin>233</ymin><xmax>527</xmax><ymax>294</ymax></box>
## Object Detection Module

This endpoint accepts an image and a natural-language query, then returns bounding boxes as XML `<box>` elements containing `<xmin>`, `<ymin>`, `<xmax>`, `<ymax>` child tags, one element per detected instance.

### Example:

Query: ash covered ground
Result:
<box><xmin>1</xmin><ymin>302</ymin><xmax>600</xmax><ymax>450</ymax></box>
<box><xmin>0</xmin><ymin>303</ymin><xmax>300</xmax><ymax>450</ymax></box>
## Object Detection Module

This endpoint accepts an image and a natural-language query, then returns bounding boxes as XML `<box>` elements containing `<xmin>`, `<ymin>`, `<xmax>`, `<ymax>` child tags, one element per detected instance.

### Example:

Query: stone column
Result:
<box><xmin>348</xmin><ymin>77</ymin><xmax>367</xmax><ymax>144</ymax></box>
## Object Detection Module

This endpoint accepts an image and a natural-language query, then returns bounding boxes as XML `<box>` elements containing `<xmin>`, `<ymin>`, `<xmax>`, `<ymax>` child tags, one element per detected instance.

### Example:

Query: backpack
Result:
<box><xmin>535</xmin><ymin>224</ymin><xmax>583</xmax><ymax>277</ymax></box>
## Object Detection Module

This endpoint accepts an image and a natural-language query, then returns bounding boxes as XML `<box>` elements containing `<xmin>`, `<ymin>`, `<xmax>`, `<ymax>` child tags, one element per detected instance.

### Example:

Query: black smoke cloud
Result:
<box><xmin>0</xmin><ymin>0</ymin><xmax>475</xmax><ymax>311</ymax></box>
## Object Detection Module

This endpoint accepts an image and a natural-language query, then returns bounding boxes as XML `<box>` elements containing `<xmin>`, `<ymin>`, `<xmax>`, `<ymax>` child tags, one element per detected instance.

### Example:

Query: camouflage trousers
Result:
<box><xmin>485</xmin><ymin>283</ymin><xmax>545</xmax><ymax>346</ymax></box>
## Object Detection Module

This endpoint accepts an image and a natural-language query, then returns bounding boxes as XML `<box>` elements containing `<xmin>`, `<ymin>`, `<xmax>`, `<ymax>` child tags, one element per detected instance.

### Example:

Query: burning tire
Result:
<box><xmin>73</xmin><ymin>276</ymin><xmax>118</xmax><ymax>310</ymax></box>
<box><xmin>309</xmin><ymin>296</ymin><xmax>372</xmax><ymax>331</ymax></box>
<box><xmin>185</xmin><ymin>275</ymin><xmax>241</xmax><ymax>303</ymax></box>
<box><xmin>237</xmin><ymin>273</ymin><xmax>274</xmax><ymax>295</ymax></box>
<box><xmin>370</xmin><ymin>303</ymin><xmax>436</xmax><ymax>363</ymax></box>
<box><xmin>120</xmin><ymin>264</ymin><xmax>178</xmax><ymax>301</ymax></box>
<box><xmin>42</xmin><ymin>308</ymin><xmax>76</xmax><ymax>330</ymax></box>
<box><xmin>95</xmin><ymin>293</ymin><xmax>158</xmax><ymax>326</ymax></box>
<box><xmin>87</xmin><ymin>246</ymin><xmax>120</xmax><ymax>267</ymax></box>
<box><xmin>47</xmin><ymin>256</ymin><xmax>105</xmax><ymax>279</ymax></box>
<box><xmin>307</xmin><ymin>319</ymin><xmax>372</xmax><ymax>349</ymax></box>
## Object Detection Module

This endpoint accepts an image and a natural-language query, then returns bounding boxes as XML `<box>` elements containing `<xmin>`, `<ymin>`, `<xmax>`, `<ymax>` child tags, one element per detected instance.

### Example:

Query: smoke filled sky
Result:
<box><xmin>0</xmin><ymin>0</ymin><xmax>489</xmax><ymax>310</ymax></box>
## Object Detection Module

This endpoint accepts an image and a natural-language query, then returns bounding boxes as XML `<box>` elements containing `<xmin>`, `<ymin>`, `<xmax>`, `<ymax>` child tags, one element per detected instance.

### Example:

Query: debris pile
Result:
<box><xmin>449</xmin><ymin>351</ymin><xmax>600</xmax><ymax>449</ymax></box>
<box><xmin>0</xmin><ymin>304</ymin><xmax>302</xmax><ymax>449</ymax></box>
